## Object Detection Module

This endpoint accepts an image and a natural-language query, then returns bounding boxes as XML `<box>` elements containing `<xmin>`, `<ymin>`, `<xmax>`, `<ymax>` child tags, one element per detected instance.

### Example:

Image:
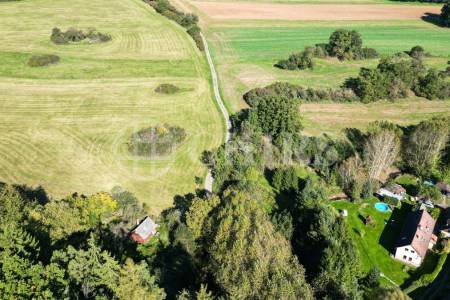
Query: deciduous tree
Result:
<box><xmin>404</xmin><ymin>117</ymin><xmax>450</xmax><ymax>176</ymax></box>
<box><xmin>205</xmin><ymin>189</ymin><xmax>313</xmax><ymax>299</ymax></box>
<box><xmin>363</xmin><ymin>122</ymin><xmax>401</xmax><ymax>181</ymax></box>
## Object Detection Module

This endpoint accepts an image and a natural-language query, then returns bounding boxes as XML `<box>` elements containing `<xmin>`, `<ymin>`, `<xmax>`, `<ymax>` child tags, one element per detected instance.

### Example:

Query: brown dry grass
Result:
<box><xmin>300</xmin><ymin>99</ymin><xmax>450</xmax><ymax>137</ymax></box>
<box><xmin>189</xmin><ymin>1</ymin><xmax>442</xmax><ymax>20</ymax></box>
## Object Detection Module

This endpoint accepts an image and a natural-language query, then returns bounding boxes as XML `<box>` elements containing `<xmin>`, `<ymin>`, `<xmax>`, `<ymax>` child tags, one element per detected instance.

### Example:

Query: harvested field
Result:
<box><xmin>190</xmin><ymin>1</ymin><xmax>442</xmax><ymax>20</ymax></box>
<box><xmin>301</xmin><ymin>99</ymin><xmax>450</xmax><ymax>137</ymax></box>
<box><xmin>0</xmin><ymin>0</ymin><xmax>222</xmax><ymax>214</ymax></box>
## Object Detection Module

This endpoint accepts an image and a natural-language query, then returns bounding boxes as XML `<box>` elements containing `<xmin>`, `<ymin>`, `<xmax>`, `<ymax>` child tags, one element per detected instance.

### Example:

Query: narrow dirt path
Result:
<box><xmin>201</xmin><ymin>32</ymin><xmax>231</xmax><ymax>192</ymax></box>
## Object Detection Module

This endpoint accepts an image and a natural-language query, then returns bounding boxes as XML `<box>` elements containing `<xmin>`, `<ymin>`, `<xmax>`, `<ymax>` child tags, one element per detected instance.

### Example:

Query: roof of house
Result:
<box><xmin>396</xmin><ymin>209</ymin><xmax>436</xmax><ymax>259</ymax></box>
<box><xmin>377</xmin><ymin>188</ymin><xmax>404</xmax><ymax>201</ymax></box>
<box><xmin>437</xmin><ymin>182</ymin><xmax>450</xmax><ymax>193</ymax></box>
<box><xmin>132</xmin><ymin>216</ymin><xmax>157</xmax><ymax>241</ymax></box>
<box><xmin>385</xmin><ymin>183</ymin><xmax>406</xmax><ymax>195</ymax></box>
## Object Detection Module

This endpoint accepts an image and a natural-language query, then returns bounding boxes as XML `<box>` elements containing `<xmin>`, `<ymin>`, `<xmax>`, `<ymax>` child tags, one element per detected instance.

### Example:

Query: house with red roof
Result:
<box><xmin>394</xmin><ymin>208</ymin><xmax>436</xmax><ymax>267</ymax></box>
<box><xmin>131</xmin><ymin>216</ymin><xmax>158</xmax><ymax>244</ymax></box>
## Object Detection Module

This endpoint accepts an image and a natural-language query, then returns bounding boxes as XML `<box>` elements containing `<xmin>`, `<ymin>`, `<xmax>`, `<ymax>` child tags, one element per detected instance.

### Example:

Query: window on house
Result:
<box><xmin>409</xmin><ymin>257</ymin><xmax>412</xmax><ymax>262</ymax></box>
<box><xmin>403</xmin><ymin>255</ymin><xmax>407</xmax><ymax>260</ymax></box>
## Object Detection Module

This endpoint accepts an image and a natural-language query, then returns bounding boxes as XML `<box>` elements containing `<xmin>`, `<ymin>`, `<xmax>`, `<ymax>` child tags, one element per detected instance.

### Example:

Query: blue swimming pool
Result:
<box><xmin>374</xmin><ymin>202</ymin><xmax>389</xmax><ymax>212</ymax></box>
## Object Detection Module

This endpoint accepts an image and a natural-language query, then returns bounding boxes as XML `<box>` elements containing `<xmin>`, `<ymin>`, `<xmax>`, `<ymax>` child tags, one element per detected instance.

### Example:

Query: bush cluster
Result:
<box><xmin>276</xmin><ymin>29</ymin><xmax>378</xmax><ymax>70</ymax></box>
<box><xmin>148</xmin><ymin>0</ymin><xmax>203</xmax><ymax>50</ymax></box>
<box><xmin>51</xmin><ymin>27</ymin><xmax>111</xmax><ymax>45</ymax></box>
<box><xmin>155</xmin><ymin>83</ymin><xmax>180</xmax><ymax>94</ymax></box>
<box><xmin>275</xmin><ymin>48</ymin><xmax>315</xmax><ymax>70</ymax></box>
<box><xmin>243</xmin><ymin>82</ymin><xmax>358</xmax><ymax>106</ymax></box>
<box><xmin>128</xmin><ymin>124</ymin><xmax>186</xmax><ymax>157</ymax></box>
<box><xmin>345</xmin><ymin>52</ymin><xmax>450</xmax><ymax>102</ymax></box>
<box><xmin>27</xmin><ymin>54</ymin><xmax>60</xmax><ymax>67</ymax></box>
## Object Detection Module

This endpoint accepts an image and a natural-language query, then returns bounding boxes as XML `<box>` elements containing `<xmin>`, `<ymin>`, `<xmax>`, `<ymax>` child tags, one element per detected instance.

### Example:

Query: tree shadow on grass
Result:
<box><xmin>379</xmin><ymin>202</ymin><xmax>413</xmax><ymax>253</ymax></box>
<box><xmin>421</xmin><ymin>13</ymin><xmax>446</xmax><ymax>28</ymax></box>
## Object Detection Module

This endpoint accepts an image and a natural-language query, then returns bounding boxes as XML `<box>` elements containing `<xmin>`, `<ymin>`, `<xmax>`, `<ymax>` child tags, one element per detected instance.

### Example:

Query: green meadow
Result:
<box><xmin>0</xmin><ymin>0</ymin><xmax>222</xmax><ymax>214</ymax></box>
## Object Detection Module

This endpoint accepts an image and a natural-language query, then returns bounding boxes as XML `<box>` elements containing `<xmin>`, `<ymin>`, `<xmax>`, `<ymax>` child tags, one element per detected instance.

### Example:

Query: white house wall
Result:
<box><xmin>394</xmin><ymin>245</ymin><xmax>422</xmax><ymax>267</ymax></box>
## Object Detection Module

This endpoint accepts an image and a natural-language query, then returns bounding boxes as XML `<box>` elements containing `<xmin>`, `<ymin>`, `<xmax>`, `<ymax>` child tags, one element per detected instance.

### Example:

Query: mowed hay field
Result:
<box><xmin>182</xmin><ymin>0</ymin><xmax>450</xmax><ymax>137</ymax></box>
<box><xmin>0</xmin><ymin>0</ymin><xmax>223</xmax><ymax>213</ymax></box>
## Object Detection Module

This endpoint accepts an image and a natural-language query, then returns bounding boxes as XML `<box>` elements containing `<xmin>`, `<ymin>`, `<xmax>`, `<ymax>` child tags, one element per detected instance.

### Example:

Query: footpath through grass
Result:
<box><xmin>0</xmin><ymin>0</ymin><xmax>222</xmax><ymax>214</ymax></box>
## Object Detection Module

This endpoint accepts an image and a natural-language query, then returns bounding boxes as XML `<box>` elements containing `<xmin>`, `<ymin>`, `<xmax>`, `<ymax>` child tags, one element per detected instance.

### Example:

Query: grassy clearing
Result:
<box><xmin>0</xmin><ymin>0</ymin><xmax>222</xmax><ymax>214</ymax></box>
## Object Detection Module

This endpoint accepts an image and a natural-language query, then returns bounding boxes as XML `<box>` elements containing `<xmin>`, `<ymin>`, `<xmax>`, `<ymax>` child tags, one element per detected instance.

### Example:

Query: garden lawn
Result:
<box><xmin>0</xmin><ymin>0</ymin><xmax>223</xmax><ymax>214</ymax></box>
<box><xmin>332</xmin><ymin>198</ymin><xmax>412</xmax><ymax>285</ymax></box>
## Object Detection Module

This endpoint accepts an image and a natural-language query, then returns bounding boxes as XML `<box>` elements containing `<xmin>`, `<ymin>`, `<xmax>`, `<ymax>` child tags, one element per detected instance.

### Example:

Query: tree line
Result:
<box><xmin>146</xmin><ymin>0</ymin><xmax>204</xmax><ymax>51</ymax></box>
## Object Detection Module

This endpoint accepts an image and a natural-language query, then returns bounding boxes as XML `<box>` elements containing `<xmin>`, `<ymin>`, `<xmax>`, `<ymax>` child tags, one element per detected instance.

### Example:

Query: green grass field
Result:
<box><xmin>0</xmin><ymin>0</ymin><xmax>222</xmax><ymax>214</ymax></box>
<box><xmin>207</xmin><ymin>20</ymin><xmax>450</xmax><ymax>111</ymax></box>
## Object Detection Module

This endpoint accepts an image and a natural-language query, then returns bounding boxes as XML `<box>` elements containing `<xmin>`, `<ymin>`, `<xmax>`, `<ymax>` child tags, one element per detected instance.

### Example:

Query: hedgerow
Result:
<box><xmin>146</xmin><ymin>0</ymin><xmax>204</xmax><ymax>51</ymax></box>
<box><xmin>243</xmin><ymin>82</ymin><xmax>358</xmax><ymax>105</ymax></box>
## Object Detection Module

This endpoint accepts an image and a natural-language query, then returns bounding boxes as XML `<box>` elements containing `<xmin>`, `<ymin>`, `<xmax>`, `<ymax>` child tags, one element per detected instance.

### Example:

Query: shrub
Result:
<box><xmin>418</xmin><ymin>183</ymin><xmax>443</xmax><ymax>202</ymax></box>
<box><xmin>50</xmin><ymin>27</ymin><xmax>111</xmax><ymax>44</ymax></box>
<box><xmin>414</xmin><ymin>69</ymin><xmax>450</xmax><ymax>100</ymax></box>
<box><xmin>128</xmin><ymin>124</ymin><xmax>186</xmax><ymax>157</ymax></box>
<box><xmin>86</xmin><ymin>29</ymin><xmax>112</xmax><ymax>43</ymax></box>
<box><xmin>328</xmin><ymin>29</ymin><xmax>362</xmax><ymax>61</ymax></box>
<box><xmin>383</xmin><ymin>196</ymin><xmax>400</xmax><ymax>207</ymax></box>
<box><xmin>27</xmin><ymin>54</ymin><xmax>60</xmax><ymax>67</ymax></box>
<box><xmin>312</xmin><ymin>43</ymin><xmax>329</xmax><ymax>58</ymax></box>
<box><xmin>154</xmin><ymin>83</ymin><xmax>180</xmax><ymax>94</ymax></box>
<box><xmin>276</xmin><ymin>49</ymin><xmax>314</xmax><ymax>70</ymax></box>
<box><xmin>408</xmin><ymin>45</ymin><xmax>426</xmax><ymax>59</ymax></box>
<box><xmin>358</xmin><ymin>47</ymin><xmax>378</xmax><ymax>59</ymax></box>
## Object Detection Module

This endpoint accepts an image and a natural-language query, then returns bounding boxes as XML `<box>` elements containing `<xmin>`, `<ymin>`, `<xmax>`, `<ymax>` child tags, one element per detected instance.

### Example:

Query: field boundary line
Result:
<box><xmin>201</xmin><ymin>32</ymin><xmax>231</xmax><ymax>192</ymax></box>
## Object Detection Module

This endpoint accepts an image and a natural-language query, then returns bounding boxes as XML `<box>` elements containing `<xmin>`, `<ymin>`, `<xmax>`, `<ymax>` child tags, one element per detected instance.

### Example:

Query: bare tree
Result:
<box><xmin>363</xmin><ymin>122</ymin><xmax>401</xmax><ymax>181</ymax></box>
